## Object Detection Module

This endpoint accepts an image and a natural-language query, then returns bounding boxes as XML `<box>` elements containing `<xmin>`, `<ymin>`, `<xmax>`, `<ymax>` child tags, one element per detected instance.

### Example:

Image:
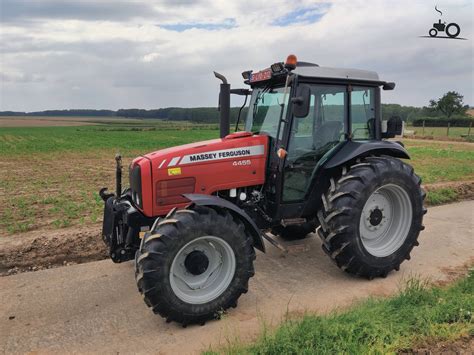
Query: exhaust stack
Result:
<box><xmin>115</xmin><ymin>153</ymin><xmax>122</xmax><ymax>197</ymax></box>
<box><xmin>214</xmin><ymin>71</ymin><xmax>230</xmax><ymax>138</ymax></box>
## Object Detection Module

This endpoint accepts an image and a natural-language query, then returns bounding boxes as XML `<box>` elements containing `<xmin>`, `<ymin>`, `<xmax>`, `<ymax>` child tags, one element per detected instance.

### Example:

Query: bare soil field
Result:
<box><xmin>0</xmin><ymin>151</ymin><xmax>120</xmax><ymax>235</ymax></box>
<box><xmin>403</xmin><ymin>336</ymin><xmax>473</xmax><ymax>354</ymax></box>
<box><xmin>0</xmin><ymin>115</ymin><xmax>216</xmax><ymax>127</ymax></box>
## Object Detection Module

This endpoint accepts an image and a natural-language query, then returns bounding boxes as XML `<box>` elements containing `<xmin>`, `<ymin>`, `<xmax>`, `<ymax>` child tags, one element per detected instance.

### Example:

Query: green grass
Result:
<box><xmin>403</xmin><ymin>141</ymin><xmax>474</xmax><ymax>184</ymax></box>
<box><xmin>0</xmin><ymin>124</ymin><xmax>218</xmax><ymax>156</ymax></box>
<box><xmin>426</xmin><ymin>188</ymin><xmax>460</xmax><ymax>206</ymax></box>
<box><xmin>406</xmin><ymin>125</ymin><xmax>472</xmax><ymax>139</ymax></box>
<box><xmin>207</xmin><ymin>271</ymin><xmax>474</xmax><ymax>354</ymax></box>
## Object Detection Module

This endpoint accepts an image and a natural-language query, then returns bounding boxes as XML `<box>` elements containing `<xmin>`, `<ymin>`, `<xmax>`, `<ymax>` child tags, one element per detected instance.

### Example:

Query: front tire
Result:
<box><xmin>317</xmin><ymin>156</ymin><xmax>426</xmax><ymax>279</ymax></box>
<box><xmin>135</xmin><ymin>206</ymin><xmax>255</xmax><ymax>325</ymax></box>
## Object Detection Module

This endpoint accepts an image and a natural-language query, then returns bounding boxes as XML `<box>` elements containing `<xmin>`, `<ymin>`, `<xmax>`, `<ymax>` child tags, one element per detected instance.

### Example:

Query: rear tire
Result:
<box><xmin>317</xmin><ymin>156</ymin><xmax>426</xmax><ymax>279</ymax></box>
<box><xmin>135</xmin><ymin>206</ymin><xmax>255</xmax><ymax>325</ymax></box>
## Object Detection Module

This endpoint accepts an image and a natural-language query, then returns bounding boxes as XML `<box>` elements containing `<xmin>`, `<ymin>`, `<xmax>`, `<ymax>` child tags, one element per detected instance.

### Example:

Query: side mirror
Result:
<box><xmin>382</xmin><ymin>82</ymin><xmax>396</xmax><ymax>90</ymax></box>
<box><xmin>381</xmin><ymin>116</ymin><xmax>404</xmax><ymax>138</ymax></box>
<box><xmin>291</xmin><ymin>84</ymin><xmax>311</xmax><ymax>118</ymax></box>
<box><xmin>230</xmin><ymin>88</ymin><xmax>252</xmax><ymax>96</ymax></box>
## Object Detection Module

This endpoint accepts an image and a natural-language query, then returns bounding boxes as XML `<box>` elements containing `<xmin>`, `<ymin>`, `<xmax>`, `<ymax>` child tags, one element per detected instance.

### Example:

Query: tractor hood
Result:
<box><xmin>131</xmin><ymin>132</ymin><xmax>268</xmax><ymax>216</ymax></box>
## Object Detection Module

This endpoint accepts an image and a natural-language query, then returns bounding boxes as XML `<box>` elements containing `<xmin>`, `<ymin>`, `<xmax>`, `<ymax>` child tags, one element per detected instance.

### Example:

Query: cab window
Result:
<box><xmin>351</xmin><ymin>87</ymin><xmax>375</xmax><ymax>140</ymax></box>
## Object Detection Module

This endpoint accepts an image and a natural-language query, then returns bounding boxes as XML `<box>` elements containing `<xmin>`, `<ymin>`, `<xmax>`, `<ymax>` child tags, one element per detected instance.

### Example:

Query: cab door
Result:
<box><xmin>282</xmin><ymin>84</ymin><xmax>347</xmax><ymax>202</ymax></box>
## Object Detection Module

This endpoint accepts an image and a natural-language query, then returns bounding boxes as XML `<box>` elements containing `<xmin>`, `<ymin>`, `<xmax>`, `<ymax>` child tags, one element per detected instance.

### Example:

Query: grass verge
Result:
<box><xmin>403</xmin><ymin>140</ymin><xmax>474</xmax><ymax>184</ymax></box>
<box><xmin>424</xmin><ymin>181</ymin><xmax>474</xmax><ymax>206</ymax></box>
<box><xmin>405</xmin><ymin>125</ymin><xmax>472</xmax><ymax>141</ymax></box>
<box><xmin>206</xmin><ymin>270</ymin><xmax>473</xmax><ymax>354</ymax></box>
<box><xmin>426</xmin><ymin>188</ymin><xmax>459</xmax><ymax>206</ymax></box>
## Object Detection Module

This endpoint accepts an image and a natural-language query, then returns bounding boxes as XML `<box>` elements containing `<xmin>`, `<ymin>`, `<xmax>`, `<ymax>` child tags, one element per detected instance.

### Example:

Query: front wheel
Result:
<box><xmin>135</xmin><ymin>206</ymin><xmax>255</xmax><ymax>325</ymax></box>
<box><xmin>317</xmin><ymin>156</ymin><xmax>426</xmax><ymax>279</ymax></box>
<box><xmin>429</xmin><ymin>28</ymin><xmax>438</xmax><ymax>37</ymax></box>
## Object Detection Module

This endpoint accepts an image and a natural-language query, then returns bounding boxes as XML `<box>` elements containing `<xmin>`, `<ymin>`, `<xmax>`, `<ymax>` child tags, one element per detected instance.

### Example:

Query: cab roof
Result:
<box><xmin>245</xmin><ymin>61</ymin><xmax>393</xmax><ymax>89</ymax></box>
<box><xmin>293</xmin><ymin>62</ymin><xmax>380</xmax><ymax>83</ymax></box>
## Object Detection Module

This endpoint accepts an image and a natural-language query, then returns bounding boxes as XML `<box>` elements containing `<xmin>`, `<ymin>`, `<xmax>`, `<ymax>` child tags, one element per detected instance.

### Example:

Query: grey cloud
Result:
<box><xmin>0</xmin><ymin>0</ymin><xmax>158</xmax><ymax>23</ymax></box>
<box><xmin>0</xmin><ymin>34</ymin><xmax>160</xmax><ymax>60</ymax></box>
<box><xmin>0</xmin><ymin>0</ymin><xmax>472</xmax><ymax>111</ymax></box>
<box><xmin>0</xmin><ymin>72</ymin><xmax>45</xmax><ymax>83</ymax></box>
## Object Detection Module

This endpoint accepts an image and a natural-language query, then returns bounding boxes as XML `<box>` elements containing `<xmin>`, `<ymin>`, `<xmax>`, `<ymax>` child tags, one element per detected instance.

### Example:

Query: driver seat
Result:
<box><xmin>314</xmin><ymin>121</ymin><xmax>343</xmax><ymax>148</ymax></box>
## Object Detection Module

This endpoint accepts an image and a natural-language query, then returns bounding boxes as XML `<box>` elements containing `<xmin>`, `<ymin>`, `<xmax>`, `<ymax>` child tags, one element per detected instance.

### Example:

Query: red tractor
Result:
<box><xmin>100</xmin><ymin>55</ymin><xmax>426</xmax><ymax>326</ymax></box>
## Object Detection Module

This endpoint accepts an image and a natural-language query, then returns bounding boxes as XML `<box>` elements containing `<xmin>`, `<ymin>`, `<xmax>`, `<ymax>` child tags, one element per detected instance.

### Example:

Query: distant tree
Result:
<box><xmin>429</xmin><ymin>91</ymin><xmax>468</xmax><ymax>119</ymax></box>
<box><xmin>381</xmin><ymin>104</ymin><xmax>423</xmax><ymax>122</ymax></box>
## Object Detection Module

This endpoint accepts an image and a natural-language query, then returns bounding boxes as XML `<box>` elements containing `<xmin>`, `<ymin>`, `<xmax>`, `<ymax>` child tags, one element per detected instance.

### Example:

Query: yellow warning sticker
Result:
<box><xmin>168</xmin><ymin>167</ymin><xmax>182</xmax><ymax>176</ymax></box>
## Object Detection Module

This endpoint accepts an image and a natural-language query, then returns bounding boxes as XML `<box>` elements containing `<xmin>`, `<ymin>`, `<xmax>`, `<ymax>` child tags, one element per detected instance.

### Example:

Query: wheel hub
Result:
<box><xmin>369</xmin><ymin>208</ymin><xmax>383</xmax><ymax>226</ymax></box>
<box><xmin>361</xmin><ymin>191</ymin><xmax>390</xmax><ymax>235</ymax></box>
<box><xmin>169</xmin><ymin>236</ymin><xmax>236</xmax><ymax>304</ymax></box>
<box><xmin>184</xmin><ymin>250</ymin><xmax>209</xmax><ymax>275</ymax></box>
<box><xmin>359</xmin><ymin>184</ymin><xmax>413</xmax><ymax>257</ymax></box>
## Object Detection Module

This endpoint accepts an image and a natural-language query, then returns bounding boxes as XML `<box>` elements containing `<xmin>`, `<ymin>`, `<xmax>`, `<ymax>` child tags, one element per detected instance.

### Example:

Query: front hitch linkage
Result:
<box><xmin>99</xmin><ymin>153</ymin><xmax>123</xmax><ymax>202</ymax></box>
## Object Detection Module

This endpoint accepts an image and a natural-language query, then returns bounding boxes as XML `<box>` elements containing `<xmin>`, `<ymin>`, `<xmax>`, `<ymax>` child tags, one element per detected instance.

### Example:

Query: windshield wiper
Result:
<box><xmin>275</xmin><ymin>75</ymin><xmax>291</xmax><ymax>139</ymax></box>
<box><xmin>235</xmin><ymin>93</ymin><xmax>249</xmax><ymax>131</ymax></box>
<box><xmin>252</xmin><ymin>85</ymin><xmax>271</xmax><ymax>122</ymax></box>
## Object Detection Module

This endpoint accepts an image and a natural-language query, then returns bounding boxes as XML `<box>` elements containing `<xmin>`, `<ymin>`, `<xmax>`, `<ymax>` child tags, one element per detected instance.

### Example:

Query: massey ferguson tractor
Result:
<box><xmin>100</xmin><ymin>55</ymin><xmax>426</xmax><ymax>326</ymax></box>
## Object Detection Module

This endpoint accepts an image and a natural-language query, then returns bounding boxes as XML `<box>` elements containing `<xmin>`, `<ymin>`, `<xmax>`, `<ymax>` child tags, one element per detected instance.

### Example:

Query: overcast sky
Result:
<box><xmin>0</xmin><ymin>0</ymin><xmax>472</xmax><ymax>111</ymax></box>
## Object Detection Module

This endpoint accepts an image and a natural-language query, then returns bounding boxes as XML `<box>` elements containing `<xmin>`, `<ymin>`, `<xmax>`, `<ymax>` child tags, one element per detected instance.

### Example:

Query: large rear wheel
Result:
<box><xmin>135</xmin><ymin>206</ymin><xmax>255</xmax><ymax>325</ymax></box>
<box><xmin>317</xmin><ymin>156</ymin><xmax>426</xmax><ymax>279</ymax></box>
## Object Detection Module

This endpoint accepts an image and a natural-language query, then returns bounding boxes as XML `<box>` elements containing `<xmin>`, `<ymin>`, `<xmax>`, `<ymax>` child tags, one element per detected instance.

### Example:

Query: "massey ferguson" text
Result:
<box><xmin>189</xmin><ymin>149</ymin><xmax>251</xmax><ymax>162</ymax></box>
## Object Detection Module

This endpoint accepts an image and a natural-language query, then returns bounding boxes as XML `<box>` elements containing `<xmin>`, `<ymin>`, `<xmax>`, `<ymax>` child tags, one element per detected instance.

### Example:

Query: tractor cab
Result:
<box><xmin>219</xmin><ymin>55</ymin><xmax>404</xmax><ymax>221</ymax></box>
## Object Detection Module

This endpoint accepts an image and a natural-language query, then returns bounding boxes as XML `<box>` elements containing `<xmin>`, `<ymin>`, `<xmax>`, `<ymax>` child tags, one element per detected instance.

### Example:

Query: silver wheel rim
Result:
<box><xmin>359</xmin><ymin>184</ymin><xmax>412</xmax><ymax>257</ymax></box>
<box><xmin>169</xmin><ymin>236</ymin><xmax>236</xmax><ymax>304</ymax></box>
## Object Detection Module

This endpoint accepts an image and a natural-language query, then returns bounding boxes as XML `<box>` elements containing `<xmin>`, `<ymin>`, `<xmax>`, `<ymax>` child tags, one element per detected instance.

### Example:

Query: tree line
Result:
<box><xmin>0</xmin><ymin>105</ymin><xmax>439</xmax><ymax>122</ymax></box>
<box><xmin>0</xmin><ymin>107</ymin><xmax>247</xmax><ymax>123</ymax></box>
<box><xmin>1</xmin><ymin>92</ymin><xmax>470</xmax><ymax>125</ymax></box>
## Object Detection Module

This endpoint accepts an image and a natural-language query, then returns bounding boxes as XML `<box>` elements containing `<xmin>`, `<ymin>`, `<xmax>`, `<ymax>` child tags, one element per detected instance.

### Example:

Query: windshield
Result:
<box><xmin>244</xmin><ymin>86</ymin><xmax>289</xmax><ymax>138</ymax></box>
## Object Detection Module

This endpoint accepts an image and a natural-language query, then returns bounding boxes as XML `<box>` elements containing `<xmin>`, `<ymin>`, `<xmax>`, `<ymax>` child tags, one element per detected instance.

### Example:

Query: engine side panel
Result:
<box><xmin>133</xmin><ymin>135</ymin><xmax>269</xmax><ymax>217</ymax></box>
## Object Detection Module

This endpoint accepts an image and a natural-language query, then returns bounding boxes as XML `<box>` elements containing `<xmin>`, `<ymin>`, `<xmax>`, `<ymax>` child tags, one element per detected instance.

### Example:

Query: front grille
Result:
<box><xmin>129</xmin><ymin>164</ymin><xmax>143</xmax><ymax>208</ymax></box>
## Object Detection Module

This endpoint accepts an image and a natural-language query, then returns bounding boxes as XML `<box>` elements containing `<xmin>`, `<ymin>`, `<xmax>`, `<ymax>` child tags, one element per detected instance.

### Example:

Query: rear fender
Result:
<box><xmin>183</xmin><ymin>194</ymin><xmax>265</xmax><ymax>252</ymax></box>
<box><xmin>324</xmin><ymin>141</ymin><xmax>409</xmax><ymax>169</ymax></box>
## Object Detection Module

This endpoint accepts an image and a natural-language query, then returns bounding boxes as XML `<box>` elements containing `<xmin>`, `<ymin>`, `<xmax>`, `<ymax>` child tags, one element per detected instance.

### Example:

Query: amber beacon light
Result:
<box><xmin>285</xmin><ymin>54</ymin><xmax>297</xmax><ymax>70</ymax></box>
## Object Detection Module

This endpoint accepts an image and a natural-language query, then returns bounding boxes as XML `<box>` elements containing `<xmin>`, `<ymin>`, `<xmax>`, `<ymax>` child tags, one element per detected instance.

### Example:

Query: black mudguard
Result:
<box><xmin>324</xmin><ymin>140</ymin><xmax>409</xmax><ymax>169</ymax></box>
<box><xmin>183</xmin><ymin>193</ymin><xmax>265</xmax><ymax>252</ymax></box>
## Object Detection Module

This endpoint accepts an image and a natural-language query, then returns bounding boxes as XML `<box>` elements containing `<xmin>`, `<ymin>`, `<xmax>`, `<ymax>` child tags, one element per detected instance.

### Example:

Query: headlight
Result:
<box><xmin>129</xmin><ymin>164</ymin><xmax>142</xmax><ymax>208</ymax></box>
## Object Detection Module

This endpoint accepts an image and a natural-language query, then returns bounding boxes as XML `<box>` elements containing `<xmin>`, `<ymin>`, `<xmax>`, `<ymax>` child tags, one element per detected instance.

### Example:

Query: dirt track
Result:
<box><xmin>1</xmin><ymin>201</ymin><xmax>473</xmax><ymax>354</ymax></box>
